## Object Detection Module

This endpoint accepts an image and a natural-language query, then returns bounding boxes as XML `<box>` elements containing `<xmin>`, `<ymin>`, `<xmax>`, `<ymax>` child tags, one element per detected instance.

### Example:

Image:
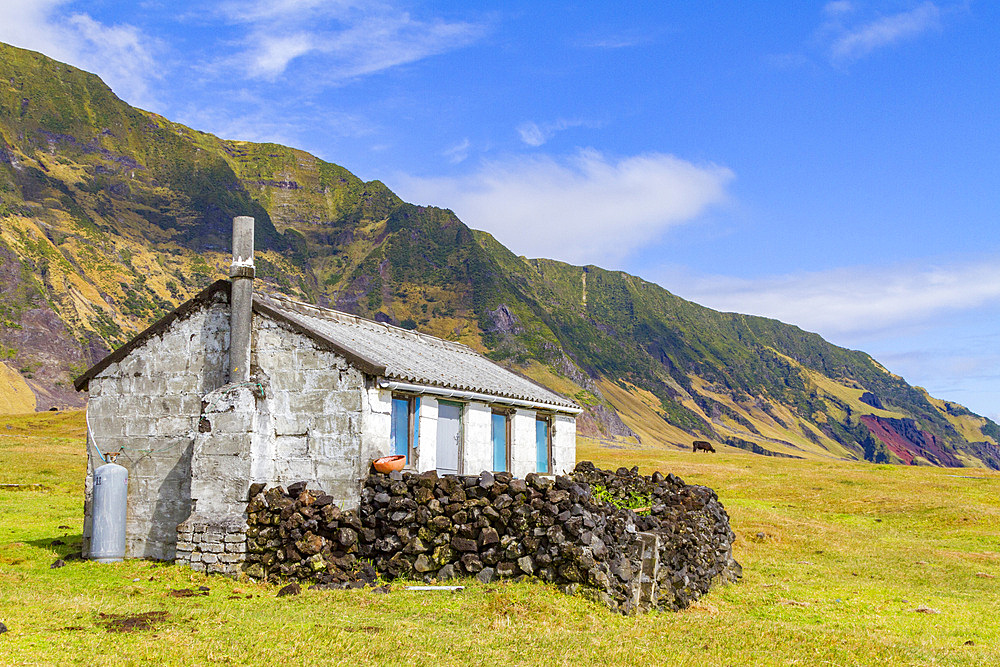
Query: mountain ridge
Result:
<box><xmin>1</xmin><ymin>41</ymin><xmax>997</xmax><ymax>468</ymax></box>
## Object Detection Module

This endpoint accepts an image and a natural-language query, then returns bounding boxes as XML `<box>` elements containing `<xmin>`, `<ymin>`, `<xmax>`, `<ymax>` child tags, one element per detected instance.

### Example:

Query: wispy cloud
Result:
<box><xmin>824</xmin><ymin>1</ymin><xmax>943</xmax><ymax>63</ymax></box>
<box><xmin>574</xmin><ymin>25</ymin><xmax>662</xmax><ymax>50</ymax></box>
<box><xmin>669</xmin><ymin>257</ymin><xmax>1000</xmax><ymax>339</ymax></box>
<box><xmin>861</xmin><ymin>321</ymin><xmax>1000</xmax><ymax>421</ymax></box>
<box><xmin>767</xmin><ymin>2</ymin><xmax>954</xmax><ymax>72</ymax></box>
<box><xmin>442</xmin><ymin>138</ymin><xmax>471</xmax><ymax>164</ymax></box>
<box><xmin>823</xmin><ymin>1</ymin><xmax>855</xmax><ymax>17</ymax></box>
<box><xmin>176</xmin><ymin>94</ymin><xmax>376</xmax><ymax>148</ymax></box>
<box><xmin>763</xmin><ymin>52</ymin><xmax>812</xmax><ymax>70</ymax></box>
<box><xmin>0</xmin><ymin>0</ymin><xmax>159</xmax><ymax>108</ymax></box>
<box><xmin>394</xmin><ymin>149</ymin><xmax>733</xmax><ymax>265</ymax></box>
<box><xmin>578</xmin><ymin>36</ymin><xmax>646</xmax><ymax>49</ymax></box>
<box><xmin>220</xmin><ymin>1</ymin><xmax>486</xmax><ymax>82</ymax></box>
<box><xmin>517</xmin><ymin>119</ymin><xmax>599</xmax><ymax>147</ymax></box>
<box><xmin>878</xmin><ymin>342</ymin><xmax>1000</xmax><ymax>387</ymax></box>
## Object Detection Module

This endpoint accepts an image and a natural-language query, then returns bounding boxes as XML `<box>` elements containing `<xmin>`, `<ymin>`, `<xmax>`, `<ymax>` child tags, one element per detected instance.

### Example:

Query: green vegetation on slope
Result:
<box><xmin>0</xmin><ymin>40</ymin><xmax>997</xmax><ymax>469</ymax></box>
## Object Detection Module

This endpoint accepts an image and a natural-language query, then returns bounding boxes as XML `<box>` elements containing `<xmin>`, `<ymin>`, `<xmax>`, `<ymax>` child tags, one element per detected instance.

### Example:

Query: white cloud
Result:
<box><xmin>827</xmin><ymin>1</ymin><xmax>942</xmax><ymax>62</ymax></box>
<box><xmin>250</xmin><ymin>33</ymin><xmax>319</xmax><ymax>79</ymax></box>
<box><xmin>670</xmin><ymin>258</ymin><xmax>1000</xmax><ymax>339</ymax></box>
<box><xmin>394</xmin><ymin>149</ymin><xmax>734</xmax><ymax>265</ymax></box>
<box><xmin>0</xmin><ymin>0</ymin><xmax>159</xmax><ymax>108</ymax></box>
<box><xmin>764</xmin><ymin>52</ymin><xmax>811</xmax><ymax>70</ymax></box>
<box><xmin>517</xmin><ymin>122</ymin><xmax>547</xmax><ymax>147</ymax></box>
<box><xmin>222</xmin><ymin>0</ymin><xmax>348</xmax><ymax>23</ymax></box>
<box><xmin>220</xmin><ymin>1</ymin><xmax>486</xmax><ymax>82</ymax></box>
<box><xmin>574</xmin><ymin>25</ymin><xmax>661</xmax><ymax>50</ymax></box>
<box><xmin>517</xmin><ymin>119</ymin><xmax>598</xmax><ymax>147</ymax></box>
<box><xmin>870</xmin><ymin>337</ymin><xmax>1000</xmax><ymax>420</ymax></box>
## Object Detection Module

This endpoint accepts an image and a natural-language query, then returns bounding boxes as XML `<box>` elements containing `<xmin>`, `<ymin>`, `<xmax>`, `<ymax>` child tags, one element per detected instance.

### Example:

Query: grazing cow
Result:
<box><xmin>692</xmin><ymin>440</ymin><xmax>716</xmax><ymax>453</ymax></box>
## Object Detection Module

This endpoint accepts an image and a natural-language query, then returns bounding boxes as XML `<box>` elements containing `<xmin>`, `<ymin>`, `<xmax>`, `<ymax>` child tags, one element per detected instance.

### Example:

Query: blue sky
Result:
<box><xmin>1</xmin><ymin>0</ymin><xmax>998</xmax><ymax>420</ymax></box>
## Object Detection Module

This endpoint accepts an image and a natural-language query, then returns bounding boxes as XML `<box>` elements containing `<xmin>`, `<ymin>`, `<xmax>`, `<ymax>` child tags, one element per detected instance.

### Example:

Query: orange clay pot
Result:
<box><xmin>373</xmin><ymin>455</ymin><xmax>406</xmax><ymax>473</ymax></box>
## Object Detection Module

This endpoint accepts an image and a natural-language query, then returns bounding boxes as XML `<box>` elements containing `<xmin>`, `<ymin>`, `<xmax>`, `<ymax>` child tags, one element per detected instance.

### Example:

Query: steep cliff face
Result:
<box><xmin>0</xmin><ymin>238</ymin><xmax>94</xmax><ymax>409</ymax></box>
<box><xmin>0</xmin><ymin>41</ymin><xmax>997</xmax><ymax>468</ymax></box>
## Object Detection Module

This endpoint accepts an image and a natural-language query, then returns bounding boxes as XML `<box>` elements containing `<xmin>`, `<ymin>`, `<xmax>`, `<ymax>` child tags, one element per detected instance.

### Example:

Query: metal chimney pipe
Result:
<box><xmin>229</xmin><ymin>216</ymin><xmax>255</xmax><ymax>383</ymax></box>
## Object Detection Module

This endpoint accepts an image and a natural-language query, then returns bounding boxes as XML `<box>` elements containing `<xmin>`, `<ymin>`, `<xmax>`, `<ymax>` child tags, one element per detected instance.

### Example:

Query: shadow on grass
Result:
<box><xmin>26</xmin><ymin>533</ymin><xmax>84</xmax><ymax>560</ymax></box>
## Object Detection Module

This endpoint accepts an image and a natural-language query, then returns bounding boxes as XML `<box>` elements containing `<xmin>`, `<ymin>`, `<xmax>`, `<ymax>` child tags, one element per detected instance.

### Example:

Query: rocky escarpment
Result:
<box><xmin>861</xmin><ymin>415</ymin><xmax>963</xmax><ymax>467</ymax></box>
<box><xmin>242</xmin><ymin>462</ymin><xmax>740</xmax><ymax>613</ymax></box>
<box><xmin>859</xmin><ymin>391</ymin><xmax>885</xmax><ymax>410</ymax></box>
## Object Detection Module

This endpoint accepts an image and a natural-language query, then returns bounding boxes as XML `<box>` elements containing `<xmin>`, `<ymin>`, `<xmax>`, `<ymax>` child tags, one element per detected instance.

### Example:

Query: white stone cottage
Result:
<box><xmin>75</xmin><ymin>218</ymin><xmax>580</xmax><ymax>565</ymax></box>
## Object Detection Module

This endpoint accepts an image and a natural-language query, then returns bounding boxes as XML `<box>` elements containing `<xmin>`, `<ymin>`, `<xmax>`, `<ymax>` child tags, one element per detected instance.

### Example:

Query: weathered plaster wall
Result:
<box><xmin>463</xmin><ymin>402</ymin><xmax>492</xmax><ymax>475</ymax></box>
<box><xmin>510</xmin><ymin>409</ymin><xmax>537</xmax><ymax>478</ymax></box>
<box><xmin>414</xmin><ymin>395</ymin><xmax>438</xmax><ymax>473</ymax></box>
<box><xmin>364</xmin><ymin>387</ymin><xmax>392</xmax><ymax>470</ymax></box>
<box><xmin>552</xmin><ymin>414</ymin><xmax>576</xmax><ymax>475</ymax></box>
<box><xmin>175</xmin><ymin>382</ymin><xmax>257</xmax><ymax>576</ymax></box>
<box><xmin>190</xmin><ymin>384</ymin><xmax>258</xmax><ymax>516</ymax></box>
<box><xmin>83</xmin><ymin>292</ymin><xmax>230</xmax><ymax>560</ymax></box>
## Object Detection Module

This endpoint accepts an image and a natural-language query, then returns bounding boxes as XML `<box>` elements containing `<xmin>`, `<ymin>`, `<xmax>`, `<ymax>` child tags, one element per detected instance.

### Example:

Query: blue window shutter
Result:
<box><xmin>392</xmin><ymin>397</ymin><xmax>410</xmax><ymax>461</ymax></box>
<box><xmin>413</xmin><ymin>397</ymin><xmax>420</xmax><ymax>451</ymax></box>
<box><xmin>536</xmin><ymin>419</ymin><xmax>549</xmax><ymax>473</ymax></box>
<box><xmin>492</xmin><ymin>413</ymin><xmax>507</xmax><ymax>472</ymax></box>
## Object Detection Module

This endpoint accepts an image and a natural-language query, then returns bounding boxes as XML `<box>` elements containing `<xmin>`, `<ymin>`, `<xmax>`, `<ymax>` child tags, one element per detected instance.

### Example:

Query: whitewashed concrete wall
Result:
<box><xmin>364</xmin><ymin>390</ymin><xmax>442</xmax><ymax>474</ymax></box>
<box><xmin>83</xmin><ymin>291</ymin><xmax>230</xmax><ymax>561</ymax></box>
<box><xmin>510</xmin><ymin>409</ymin><xmax>537</xmax><ymax>478</ymax></box>
<box><xmin>464</xmin><ymin>402</ymin><xmax>492</xmax><ymax>475</ymax></box>
<box><xmin>363</xmin><ymin>387</ymin><xmax>392</xmax><ymax>472</ymax></box>
<box><xmin>552</xmin><ymin>414</ymin><xmax>576</xmax><ymax>474</ymax></box>
<box><xmin>414</xmin><ymin>395</ymin><xmax>438</xmax><ymax>473</ymax></box>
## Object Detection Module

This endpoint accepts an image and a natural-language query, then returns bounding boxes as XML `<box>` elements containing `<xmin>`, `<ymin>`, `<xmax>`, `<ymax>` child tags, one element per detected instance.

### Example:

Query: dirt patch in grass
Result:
<box><xmin>0</xmin><ymin>483</ymin><xmax>51</xmax><ymax>491</ymax></box>
<box><xmin>97</xmin><ymin>611</ymin><xmax>169</xmax><ymax>633</ymax></box>
<box><xmin>169</xmin><ymin>587</ymin><xmax>209</xmax><ymax>597</ymax></box>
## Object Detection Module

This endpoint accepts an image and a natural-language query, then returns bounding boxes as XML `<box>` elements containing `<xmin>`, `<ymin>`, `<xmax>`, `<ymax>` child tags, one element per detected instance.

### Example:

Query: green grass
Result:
<box><xmin>1</xmin><ymin>411</ymin><xmax>998</xmax><ymax>665</ymax></box>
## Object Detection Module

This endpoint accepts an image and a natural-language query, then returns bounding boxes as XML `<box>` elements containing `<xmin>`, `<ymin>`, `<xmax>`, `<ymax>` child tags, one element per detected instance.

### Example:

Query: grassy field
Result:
<box><xmin>1</xmin><ymin>411</ymin><xmax>998</xmax><ymax>666</ymax></box>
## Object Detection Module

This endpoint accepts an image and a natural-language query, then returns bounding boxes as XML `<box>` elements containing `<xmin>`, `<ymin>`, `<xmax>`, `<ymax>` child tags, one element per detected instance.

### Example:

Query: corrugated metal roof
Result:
<box><xmin>254</xmin><ymin>291</ymin><xmax>579</xmax><ymax>412</ymax></box>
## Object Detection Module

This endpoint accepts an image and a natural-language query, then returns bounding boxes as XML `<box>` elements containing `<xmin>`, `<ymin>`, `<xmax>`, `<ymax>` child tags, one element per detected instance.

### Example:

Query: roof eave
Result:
<box><xmin>252</xmin><ymin>299</ymin><xmax>388</xmax><ymax>377</ymax></box>
<box><xmin>378</xmin><ymin>378</ymin><xmax>583</xmax><ymax>414</ymax></box>
<box><xmin>73</xmin><ymin>280</ymin><xmax>232</xmax><ymax>392</ymax></box>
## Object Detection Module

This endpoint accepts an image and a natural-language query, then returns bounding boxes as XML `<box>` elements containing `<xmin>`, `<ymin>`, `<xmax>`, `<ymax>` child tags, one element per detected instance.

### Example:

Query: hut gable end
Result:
<box><xmin>82</xmin><ymin>288</ymin><xmax>231</xmax><ymax>561</ymax></box>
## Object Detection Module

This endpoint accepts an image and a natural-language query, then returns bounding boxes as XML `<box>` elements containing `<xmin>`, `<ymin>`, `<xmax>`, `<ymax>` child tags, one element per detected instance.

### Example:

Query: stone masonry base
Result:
<box><xmin>175</xmin><ymin>513</ymin><xmax>247</xmax><ymax>576</ymax></box>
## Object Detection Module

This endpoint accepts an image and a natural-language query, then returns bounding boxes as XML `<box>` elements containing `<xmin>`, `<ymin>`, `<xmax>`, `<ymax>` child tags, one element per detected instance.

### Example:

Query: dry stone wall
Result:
<box><xmin>243</xmin><ymin>462</ymin><xmax>740</xmax><ymax>613</ymax></box>
<box><xmin>572</xmin><ymin>461</ymin><xmax>743</xmax><ymax>608</ymax></box>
